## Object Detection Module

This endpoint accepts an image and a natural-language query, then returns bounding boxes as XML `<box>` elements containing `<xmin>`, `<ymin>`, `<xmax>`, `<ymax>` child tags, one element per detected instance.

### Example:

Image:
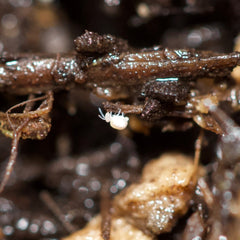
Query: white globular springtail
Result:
<box><xmin>98</xmin><ymin>108</ymin><xmax>129</xmax><ymax>130</ymax></box>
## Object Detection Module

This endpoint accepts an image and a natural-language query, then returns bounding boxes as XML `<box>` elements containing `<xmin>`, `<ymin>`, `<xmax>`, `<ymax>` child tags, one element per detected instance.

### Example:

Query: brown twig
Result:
<box><xmin>40</xmin><ymin>190</ymin><xmax>77</xmax><ymax>234</ymax></box>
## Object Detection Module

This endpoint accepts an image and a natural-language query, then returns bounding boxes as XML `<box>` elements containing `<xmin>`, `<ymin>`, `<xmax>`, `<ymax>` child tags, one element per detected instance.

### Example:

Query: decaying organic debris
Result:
<box><xmin>64</xmin><ymin>150</ymin><xmax>204</xmax><ymax>239</ymax></box>
<box><xmin>113</xmin><ymin>153</ymin><xmax>203</xmax><ymax>235</ymax></box>
<box><xmin>63</xmin><ymin>216</ymin><xmax>153</xmax><ymax>240</ymax></box>
<box><xmin>63</xmin><ymin>215</ymin><xmax>153</xmax><ymax>240</ymax></box>
<box><xmin>1</xmin><ymin>31</ymin><xmax>240</xmax><ymax>96</ymax></box>
<box><xmin>1</xmin><ymin>31</ymin><xmax>240</xmax><ymax>133</ymax></box>
<box><xmin>1</xmin><ymin>1</ymin><xmax>240</xmax><ymax>239</ymax></box>
<box><xmin>0</xmin><ymin>91</ymin><xmax>53</xmax><ymax>192</ymax></box>
<box><xmin>1</xmin><ymin>31</ymin><xmax>240</xmax><ymax>193</ymax></box>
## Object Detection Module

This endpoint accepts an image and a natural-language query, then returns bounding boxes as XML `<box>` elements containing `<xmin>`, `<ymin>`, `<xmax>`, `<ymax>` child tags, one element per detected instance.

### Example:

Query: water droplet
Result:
<box><xmin>3</xmin><ymin>225</ymin><xmax>14</xmax><ymax>236</ymax></box>
<box><xmin>1</xmin><ymin>14</ymin><xmax>18</xmax><ymax>30</ymax></box>
<box><xmin>76</xmin><ymin>163</ymin><xmax>89</xmax><ymax>176</ymax></box>
<box><xmin>16</xmin><ymin>218</ymin><xmax>29</xmax><ymax>231</ymax></box>
<box><xmin>84</xmin><ymin>198</ymin><xmax>94</xmax><ymax>209</ymax></box>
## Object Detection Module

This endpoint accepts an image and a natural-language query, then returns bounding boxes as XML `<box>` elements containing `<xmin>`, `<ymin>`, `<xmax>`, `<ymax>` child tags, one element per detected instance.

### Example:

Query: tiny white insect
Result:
<box><xmin>98</xmin><ymin>108</ymin><xmax>129</xmax><ymax>130</ymax></box>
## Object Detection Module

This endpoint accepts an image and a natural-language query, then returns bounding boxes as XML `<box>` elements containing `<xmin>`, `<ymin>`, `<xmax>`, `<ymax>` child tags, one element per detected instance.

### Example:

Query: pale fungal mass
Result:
<box><xmin>98</xmin><ymin>108</ymin><xmax>129</xmax><ymax>130</ymax></box>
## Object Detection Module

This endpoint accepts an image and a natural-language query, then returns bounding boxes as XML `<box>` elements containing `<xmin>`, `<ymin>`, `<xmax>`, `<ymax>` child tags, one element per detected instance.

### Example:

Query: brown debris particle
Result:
<box><xmin>113</xmin><ymin>153</ymin><xmax>204</xmax><ymax>235</ymax></box>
